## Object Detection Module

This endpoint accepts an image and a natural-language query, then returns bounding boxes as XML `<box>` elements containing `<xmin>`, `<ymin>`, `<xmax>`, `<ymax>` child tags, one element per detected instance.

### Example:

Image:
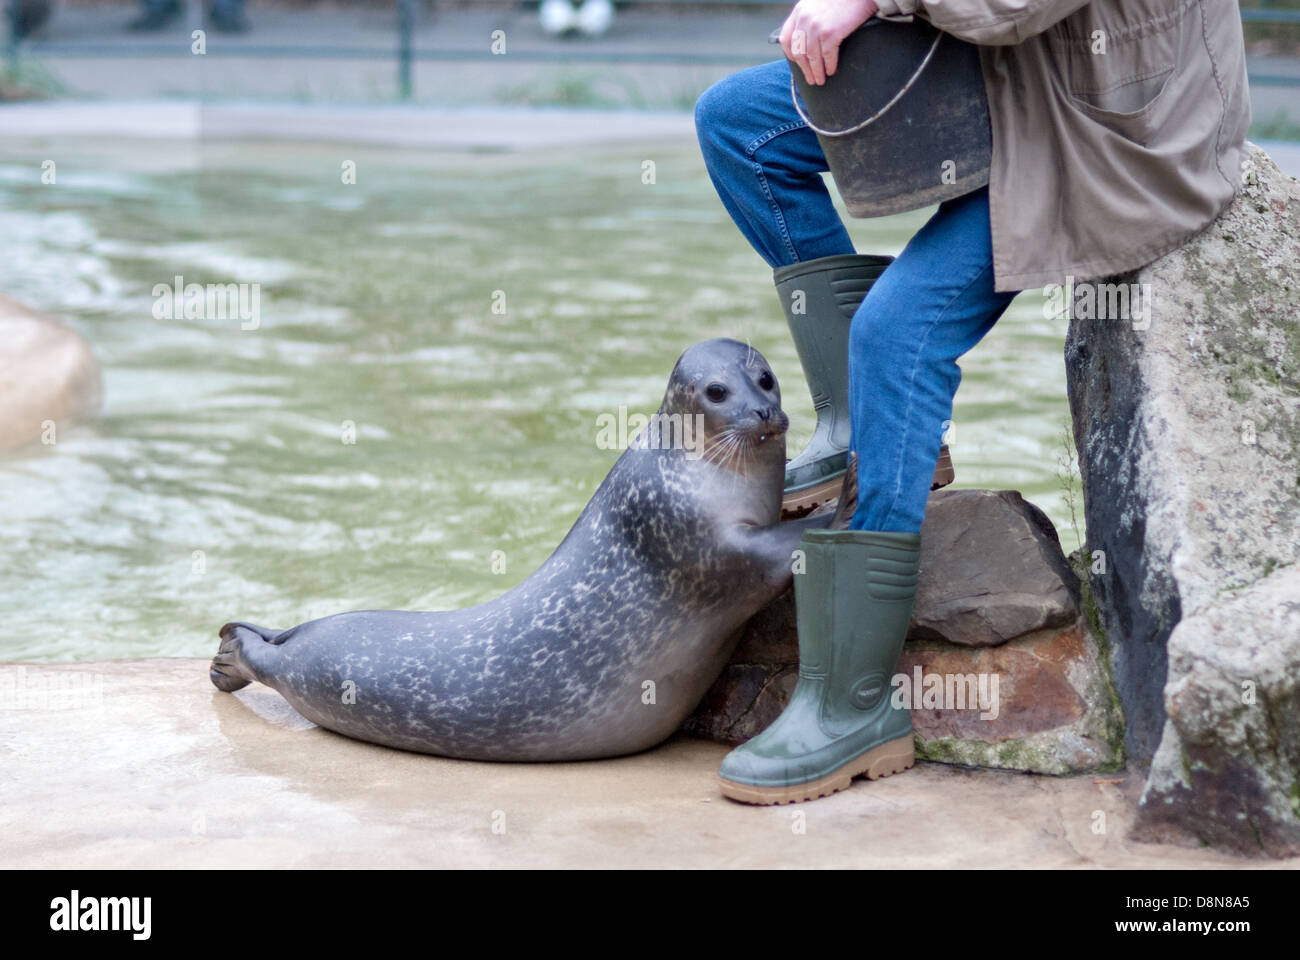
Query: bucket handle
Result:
<box><xmin>788</xmin><ymin>30</ymin><xmax>943</xmax><ymax>138</ymax></box>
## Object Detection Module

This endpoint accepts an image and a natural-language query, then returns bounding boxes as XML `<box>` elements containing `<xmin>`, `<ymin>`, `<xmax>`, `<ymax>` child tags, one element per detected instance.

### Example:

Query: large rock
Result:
<box><xmin>683</xmin><ymin>488</ymin><xmax>1124</xmax><ymax>775</ymax></box>
<box><xmin>1064</xmin><ymin>144</ymin><xmax>1300</xmax><ymax>855</ymax></box>
<box><xmin>911</xmin><ymin>489</ymin><xmax>1079</xmax><ymax>647</ymax></box>
<box><xmin>1134</xmin><ymin>568</ymin><xmax>1300</xmax><ymax>856</ymax></box>
<box><xmin>0</xmin><ymin>294</ymin><xmax>101</xmax><ymax>454</ymax></box>
<box><xmin>899</xmin><ymin>617</ymin><xmax>1123</xmax><ymax>774</ymax></box>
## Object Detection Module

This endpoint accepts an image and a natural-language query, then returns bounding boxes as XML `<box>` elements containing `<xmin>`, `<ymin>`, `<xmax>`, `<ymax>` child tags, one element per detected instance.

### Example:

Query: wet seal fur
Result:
<box><xmin>211</xmin><ymin>339</ymin><xmax>844</xmax><ymax>760</ymax></box>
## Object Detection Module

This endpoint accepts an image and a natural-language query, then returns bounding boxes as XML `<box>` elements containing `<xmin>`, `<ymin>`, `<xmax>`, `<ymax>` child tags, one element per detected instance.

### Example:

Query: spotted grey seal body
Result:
<box><xmin>211</xmin><ymin>338</ymin><xmax>835</xmax><ymax>761</ymax></box>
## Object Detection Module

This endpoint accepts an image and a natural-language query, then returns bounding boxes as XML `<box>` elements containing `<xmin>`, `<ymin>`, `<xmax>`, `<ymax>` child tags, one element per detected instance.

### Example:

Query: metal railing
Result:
<box><xmin>6</xmin><ymin>4</ymin><xmax>1300</xmax><ymax>98</ymax></box>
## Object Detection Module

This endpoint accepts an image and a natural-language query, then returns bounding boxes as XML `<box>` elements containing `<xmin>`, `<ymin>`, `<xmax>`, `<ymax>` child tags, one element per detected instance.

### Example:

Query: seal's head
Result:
<box><xmin>658</xmin><ymin>338</ymin><xmax>788</xmax><ymax>470</ymax></box>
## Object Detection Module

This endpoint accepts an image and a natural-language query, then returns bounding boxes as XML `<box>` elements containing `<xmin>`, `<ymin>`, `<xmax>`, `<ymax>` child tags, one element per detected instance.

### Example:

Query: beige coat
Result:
<box><xmin>872</xmin><ymin>0</ymin><xmax>1251</xmax><ymax>291</ymax></box>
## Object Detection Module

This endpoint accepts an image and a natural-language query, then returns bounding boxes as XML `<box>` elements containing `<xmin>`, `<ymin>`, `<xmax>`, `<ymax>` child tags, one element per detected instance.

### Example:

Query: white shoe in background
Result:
<box><xmin>539</xmin><ymin>0</ymin><xmax>577</xmax><ymax>36</ymax></box>
<box><xmin>575</xmin><ymin>0</ymin><xmax>614</xmax><ymax>37</ymax></box>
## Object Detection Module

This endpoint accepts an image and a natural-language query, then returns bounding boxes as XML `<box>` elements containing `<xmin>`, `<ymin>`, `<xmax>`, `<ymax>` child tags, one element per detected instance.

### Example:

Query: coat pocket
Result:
<box><xmin>1062</xmin><ymin>8</ymin><xmax>1185</xmax><ymax>144</ymax></box>
<box><xmin>1069</xmin><ymin>64</ymin><xmax>1175</xmax><ymax>116</ymax></box>
<box><xmin>1067</xmin><ymin>65</ymin><xmax>1175</xmax><ymax>142</ymax></box>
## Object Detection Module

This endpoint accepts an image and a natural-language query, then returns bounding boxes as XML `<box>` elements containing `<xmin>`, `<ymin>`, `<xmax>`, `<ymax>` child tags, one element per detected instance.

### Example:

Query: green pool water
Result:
<box><xmin>0</xmin><ymin>134</ymin><xmax>1082</xmax><ymax>662</ymax></box>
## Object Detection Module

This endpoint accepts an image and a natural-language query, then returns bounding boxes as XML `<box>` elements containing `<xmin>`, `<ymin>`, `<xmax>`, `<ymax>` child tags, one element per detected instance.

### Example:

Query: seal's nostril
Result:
<box><xmin>755</xmin><ymin>408</ymin><xmax>771</xmax><ymax>422</ymax></box>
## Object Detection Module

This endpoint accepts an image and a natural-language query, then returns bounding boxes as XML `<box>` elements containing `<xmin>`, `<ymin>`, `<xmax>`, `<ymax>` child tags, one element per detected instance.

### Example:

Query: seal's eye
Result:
<box><xmin>758</xmin><ymin>371</ymin><xmax>775</xmax><ymax>391</ymax></box>
<box><xmin>705</xmin><ymin>383</ymin><xmax>728</xmax><ymax>404</ymax></box>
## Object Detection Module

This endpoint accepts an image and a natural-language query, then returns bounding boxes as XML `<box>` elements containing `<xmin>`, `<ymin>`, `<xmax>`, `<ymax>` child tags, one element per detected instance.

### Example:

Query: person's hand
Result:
<box><xmin>779</xmin><ymin>0</ymin><xmax>879</xmax><ymax>86</ymax></box>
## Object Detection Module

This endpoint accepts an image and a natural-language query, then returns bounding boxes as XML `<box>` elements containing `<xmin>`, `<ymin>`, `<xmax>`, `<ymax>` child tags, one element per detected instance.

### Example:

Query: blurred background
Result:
<box><xmin>1</xmin><ymin>0</ymin><xmax>1298</xmax><ymax>124</ymax></box>
<box><xmin>1</xmin><ymin>3</ymin><xmax>1296</xmax><ymax>662</ymax></box>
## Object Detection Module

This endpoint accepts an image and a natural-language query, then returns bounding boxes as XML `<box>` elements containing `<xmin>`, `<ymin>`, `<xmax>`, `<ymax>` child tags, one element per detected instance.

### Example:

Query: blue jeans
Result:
<box><xmin>695</xmin><ymin>59</ymin><xmax>1020</xmax><ymax>533</ymax></box>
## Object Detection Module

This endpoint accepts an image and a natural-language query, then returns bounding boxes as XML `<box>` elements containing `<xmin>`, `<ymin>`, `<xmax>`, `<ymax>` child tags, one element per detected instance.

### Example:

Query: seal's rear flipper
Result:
<box><xmin>210</xmin><ymin>621</ymin><xmax>282</xmax><ymax>692</ymax></box>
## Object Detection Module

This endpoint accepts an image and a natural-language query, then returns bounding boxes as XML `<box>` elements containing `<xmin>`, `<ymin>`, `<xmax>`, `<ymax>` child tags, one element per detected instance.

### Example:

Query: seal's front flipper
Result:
<box><xmin>210</xmin><ymin>621</ymin><xmax>282</xmax><ymax>692</ymax></box>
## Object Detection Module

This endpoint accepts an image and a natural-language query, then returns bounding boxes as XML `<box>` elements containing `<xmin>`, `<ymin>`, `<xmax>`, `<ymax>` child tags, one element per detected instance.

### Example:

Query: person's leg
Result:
<box><xmin>718</xmin><ymin>185</ymin><xmax>1021</xmax><ymax>805</ymax></box>
<box><xmin>695</xmin><ymin>59</ymin><xmax>961</xmax><ymax>510</ymax></box>
<box><xmin>847</xmin><ymin>185</ymin><xmax>1019</xmax><ymax>533</ymax></box>
<box><xmin>694</xmin><ymin>59</ymin><xmax>854</xmax><ymax>268</ymax></box>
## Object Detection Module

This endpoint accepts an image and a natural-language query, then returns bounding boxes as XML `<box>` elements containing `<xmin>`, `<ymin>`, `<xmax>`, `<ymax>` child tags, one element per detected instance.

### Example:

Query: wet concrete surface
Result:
<box><xmin>2</xmin><ymin>659</ymin><xmax>1293</xmax><ymax>868</ymax></box>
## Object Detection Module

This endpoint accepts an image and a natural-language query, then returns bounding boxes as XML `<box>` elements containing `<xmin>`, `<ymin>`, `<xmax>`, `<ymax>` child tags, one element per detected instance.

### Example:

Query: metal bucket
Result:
<box><xmin>778</xmin><ymin>17</ymin><xmax>992</xmax><ymax>218</ymax></box>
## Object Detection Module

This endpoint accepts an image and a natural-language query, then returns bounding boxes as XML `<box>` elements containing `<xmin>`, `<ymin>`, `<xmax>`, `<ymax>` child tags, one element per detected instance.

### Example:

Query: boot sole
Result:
<box><xmin>781</xmin><ymin>475</ymin><xmax>847</xmax><ymax>519</ymax></box>
<box><xmin>717</xmin><ymin>734</ymin><xmax>915</xmax><ymax>805</ymax></box>
<box><xmin>781</xmin><ymin>447</ymin><xmax>956</xmax><ymax>519</ymax></box>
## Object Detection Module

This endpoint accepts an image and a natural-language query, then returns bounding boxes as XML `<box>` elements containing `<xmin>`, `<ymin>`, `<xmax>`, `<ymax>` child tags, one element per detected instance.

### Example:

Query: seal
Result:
<box><xmin>211</xmin><ymin>338</ymin><xmax>847</xmax><ymax>761</ymax></box>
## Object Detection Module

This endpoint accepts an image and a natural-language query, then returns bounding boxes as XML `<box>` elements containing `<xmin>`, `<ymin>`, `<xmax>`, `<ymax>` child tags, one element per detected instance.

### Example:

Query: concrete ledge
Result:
<box><xmin>0</xmin><ymin>659</ymin><xmax>1280</xmax><ymax>868</ymax></box>
<box><xmin>0</xmin><ymin>101</ymin><xmax>696</xmax><ymax>150</ymax></box>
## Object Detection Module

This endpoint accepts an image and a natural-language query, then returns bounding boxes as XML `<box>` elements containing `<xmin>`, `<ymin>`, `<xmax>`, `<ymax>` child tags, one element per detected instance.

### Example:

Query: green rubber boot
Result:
<box><xmin>718</xmin><ymin>528</ymin><xmax>920</xmax><ymax>804</ymax></box>
<box><xmin>774</xmin><ymin>254</ymin><xmax>954</xmax><ymax>517</ymax></box>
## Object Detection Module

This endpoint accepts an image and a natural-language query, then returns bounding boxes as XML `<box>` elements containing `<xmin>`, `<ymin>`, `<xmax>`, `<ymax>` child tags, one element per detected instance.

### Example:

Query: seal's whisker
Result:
<box><xmin>736</xmin><ymin>436</ymin><xmax>753</xmax><ymax>479</ymax></box>
<box><xmin>715</xmin><ymin>435</ymin><xmax>734</xmax><ymax>473</ymax></box>
<box><xmin>733</xmin><ymin>436</ymin><xmax>753</xmax><ymax>480</ymax></box>
<box><xmin>700</xmin><ymin>428</ymin><xmax>740</xmax><ymax>468</ymax></box>
<box><xmin>724</xmin><ymin>435</ymin><xmax>747</xmax><ymax>479</ymax></box>
<box><xmin>714</xmin><ymin>440</ymin><xmax>740</xmax><ymax>473</ymax></box>
<box><xmin>723</xmin><ymin>434</ymin><xmax>742</xmax><ymax>472</ymax></box>
<box><xmin>698</xmin><ymin>433</ymin><xmax>726</xmax><ymax>466</ymax></box>
<box><xmin>713</xmin><ymin>440</ymin><xmax>737</xmax><ymax>472</ymax></box>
